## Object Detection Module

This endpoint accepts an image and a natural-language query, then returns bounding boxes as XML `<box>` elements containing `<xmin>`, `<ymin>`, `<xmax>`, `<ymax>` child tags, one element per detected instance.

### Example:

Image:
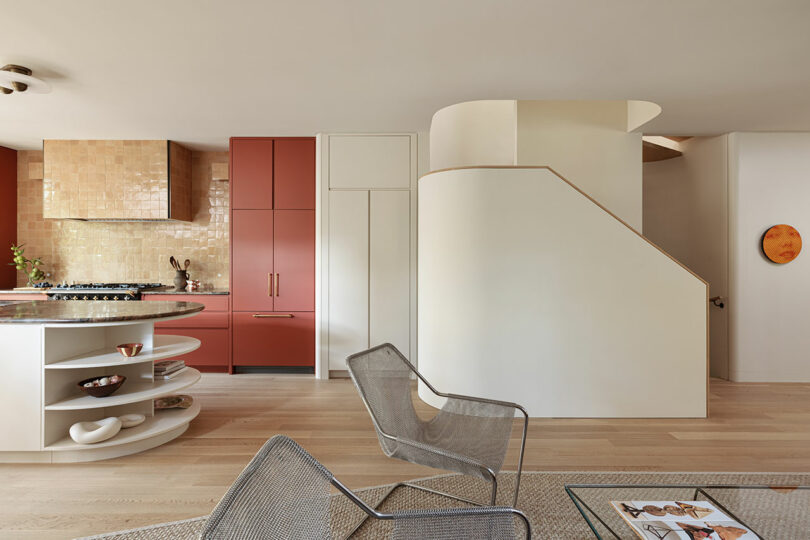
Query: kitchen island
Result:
<box><xmin>0</xmin><ymin>301</ymin><xmax>204</xmax><ymax>462</ymax></box>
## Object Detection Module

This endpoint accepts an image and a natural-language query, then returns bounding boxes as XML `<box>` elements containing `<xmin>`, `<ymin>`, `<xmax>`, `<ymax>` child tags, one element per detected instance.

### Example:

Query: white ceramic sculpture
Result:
<box><xmin>69</xmin><ymin>417</ymin><xmax>123</xmax><ymax>444</ymax></box>
<box><xmin>119</xmin><ymin>413</ymin><xmax>146</xmax><ymax>428</ymax></box>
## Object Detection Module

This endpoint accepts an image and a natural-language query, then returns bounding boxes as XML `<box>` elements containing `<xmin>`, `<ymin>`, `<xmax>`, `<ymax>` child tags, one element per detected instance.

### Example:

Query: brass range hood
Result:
<box><xmin>42</xmin><ymin>140</ymin><xmax>192</xmax><ymax>221</ymax></box>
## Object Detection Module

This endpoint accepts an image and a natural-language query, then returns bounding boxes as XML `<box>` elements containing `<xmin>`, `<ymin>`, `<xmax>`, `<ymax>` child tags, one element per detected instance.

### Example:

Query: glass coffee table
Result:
<box><xmin>565</xmin><ymin>483</ymin><xmax>809</xmax><ymax>539</ymax></box>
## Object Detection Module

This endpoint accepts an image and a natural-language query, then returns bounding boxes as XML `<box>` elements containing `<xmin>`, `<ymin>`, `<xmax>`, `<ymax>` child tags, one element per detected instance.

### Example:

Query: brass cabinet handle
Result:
<box><xmin>275</xmin><ymin>273</ymin><xmax>279</xmax><ymax>297</ymax></box>
<box><xmin>252</xmin><ymin>314</ymin><xmax>294</xmax><ymax>318</ymax></box>
<box><xmin>268</xmin><ymin>273</ymin><xmax>273</xmax><ymax>296</ymax></box>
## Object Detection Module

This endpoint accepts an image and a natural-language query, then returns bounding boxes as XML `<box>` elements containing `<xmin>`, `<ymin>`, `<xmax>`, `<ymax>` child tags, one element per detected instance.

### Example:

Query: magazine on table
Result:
<box><xmin>611</xmin><ymin>500</ymin><xmax>760</xmax><ymax>539</ymax></box>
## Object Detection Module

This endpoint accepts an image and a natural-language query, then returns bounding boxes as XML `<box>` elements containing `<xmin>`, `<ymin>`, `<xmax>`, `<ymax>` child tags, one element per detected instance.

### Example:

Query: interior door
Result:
<box><xmin>274</xmin><ymin>139</ymin><xmax>315</xmax><ymax>210</ymax></box>
<box><xmin>232</xmin><ymin>210</ymin><xmax>274</xmax><ymax>311</ymax></box>
<box><xmin>273</xmin><ymin>210</ymin><xmax>315</xmax><ymax>312</ymax></box>
<box><xmin>369</xmin><ymin>191</ymin><xmax>410</xmax><ymax>358</ymax></box>
<box><xmin>328</xmin><ymin>190</ymin><xmax>369</xmax><ymax>370</ymax></box>
<box><xmin>231</xmin><ymin>138</ymin><xmax>273</xmax><ymax>209</ymax></box>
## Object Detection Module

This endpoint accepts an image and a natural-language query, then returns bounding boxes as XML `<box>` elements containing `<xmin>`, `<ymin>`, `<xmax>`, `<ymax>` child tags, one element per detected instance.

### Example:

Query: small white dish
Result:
<box><xmin>119</xmin><ymin>413</ymin><xmax>146</xmax><ymax>429</ymax></box>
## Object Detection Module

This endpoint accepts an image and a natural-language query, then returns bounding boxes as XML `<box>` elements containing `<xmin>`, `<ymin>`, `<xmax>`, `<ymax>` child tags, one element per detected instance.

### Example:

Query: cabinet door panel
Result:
<box><xmin>369</xmin><ymin>191</ymin><xmax>410</xmax><ymax>358</ymax></box>
<box><xmin>155</xmin><ymin>328</ymin><xmax>229</xmax><ymax>368</ymax></box>
<box><xmin>274</xmin><ymin>210</ymin><xmax>315</xmax><ymax>311</ymax></box>
<box><xmin>233</xmin><ymin>312</ymin><xmax>314</xmax><ymax>366</ymax></box>
<box><xmin>274</xmin><ymin>139</ymin><xmax>315</xmax><ymax>210</ymax></box>
<box><xmin>232</xmin><ymin>210</ymin><xmax>274</xmax><ymax>311</ymax></box>
<box><xmin>231</xmin><ymin>138</ymin><xmax>273</xmax><ymax>209</ymax></box>
<box><xmin>328</xmin><ymin>135</ymin><xmax>411</xmax><ymax>189</ymax></box>
<box><xmin>327</xmin><ymin>191</ymin><xmax>369</xmax><ymax>370</ymax></box>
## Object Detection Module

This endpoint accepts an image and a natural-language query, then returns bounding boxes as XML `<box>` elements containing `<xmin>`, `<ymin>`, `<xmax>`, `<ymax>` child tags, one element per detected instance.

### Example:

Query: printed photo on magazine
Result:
<box><xmin>611</xmin><ymin>500</ymin><xmax>760</xmax><ymax>539</ymax></box>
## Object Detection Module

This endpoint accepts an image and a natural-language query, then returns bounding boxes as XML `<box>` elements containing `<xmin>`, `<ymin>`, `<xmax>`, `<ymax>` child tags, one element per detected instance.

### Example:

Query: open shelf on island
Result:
<box><xmin>45</xmin><ymin>400</ymin><xmax>201</xmax><ymax>451</ymax></box>
<box><xmin>45</xmin><ymin>368</ymin><xmax>201</xmax><ymax>410</ymax></box>
<box><xmin>45</xmin><ymin>335</ymin><xmax>201</xmax><ymax>369</ymax></box>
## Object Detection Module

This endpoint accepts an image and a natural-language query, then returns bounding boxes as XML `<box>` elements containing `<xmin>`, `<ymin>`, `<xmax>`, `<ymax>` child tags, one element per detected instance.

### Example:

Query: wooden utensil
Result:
<box><xmin>170</xmin><ymin>256</ymin><xmax>179</xmax><ymax>270</ymax></box>
<box><xmin>184</xmin><ymin>259</ymin><xmax>190</xmax><ymax>271</ymax></box>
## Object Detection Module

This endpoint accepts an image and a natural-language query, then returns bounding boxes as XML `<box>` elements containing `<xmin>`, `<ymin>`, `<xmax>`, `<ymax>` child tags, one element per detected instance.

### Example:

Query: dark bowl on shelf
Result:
<box><xmin>77</xmin><ymin>375</ymin><xmax>127</xmax><ymax>398</ymax></box>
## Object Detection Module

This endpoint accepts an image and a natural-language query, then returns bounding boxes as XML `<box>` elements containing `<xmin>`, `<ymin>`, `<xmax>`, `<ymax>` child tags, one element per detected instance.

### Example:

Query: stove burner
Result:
<box><xmin>46</xmin><ymin>283</ymin><xmax>163</xmax><ymax>301</ymax></box>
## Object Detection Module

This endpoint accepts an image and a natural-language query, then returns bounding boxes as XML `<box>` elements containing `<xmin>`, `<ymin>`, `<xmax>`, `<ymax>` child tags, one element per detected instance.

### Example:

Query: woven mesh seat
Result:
<box><xmin>201</xmin><ymin>434</ymin><xmax>530</xmax><ymax>539</ymax></box>
<box><xmin>347</xmin><ymin>344</ymin><xmax>529</xmax><ymax>507</ymax></box>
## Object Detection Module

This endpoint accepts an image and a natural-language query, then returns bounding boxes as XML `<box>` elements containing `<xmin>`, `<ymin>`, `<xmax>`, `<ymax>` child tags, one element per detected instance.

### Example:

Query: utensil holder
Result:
<box><xmin>174</xmin><ymin>270</ymin><xmax>189</xmax><ymax>291</ymax></box>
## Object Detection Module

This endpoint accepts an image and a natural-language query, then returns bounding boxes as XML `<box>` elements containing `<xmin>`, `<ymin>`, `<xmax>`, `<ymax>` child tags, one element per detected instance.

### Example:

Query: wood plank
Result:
<box><xmin>2</xmin><ymin>376</ymin><xmax>810</xmax><ymax>539</ymax></box>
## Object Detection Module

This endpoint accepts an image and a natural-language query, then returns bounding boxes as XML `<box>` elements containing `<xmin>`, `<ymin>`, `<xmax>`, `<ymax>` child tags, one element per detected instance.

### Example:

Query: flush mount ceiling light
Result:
<box><xmin>0</xmin><ymin>64</ymin><xmax>51</xmax><ymax>94</ymax></box>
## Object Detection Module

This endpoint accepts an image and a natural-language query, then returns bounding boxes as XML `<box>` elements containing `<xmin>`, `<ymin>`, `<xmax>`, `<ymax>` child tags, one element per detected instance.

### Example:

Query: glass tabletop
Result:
<box><xmin>565</xmin><ymin>484</ymin><xmax>810</xmax><ymax>539</ymax></box>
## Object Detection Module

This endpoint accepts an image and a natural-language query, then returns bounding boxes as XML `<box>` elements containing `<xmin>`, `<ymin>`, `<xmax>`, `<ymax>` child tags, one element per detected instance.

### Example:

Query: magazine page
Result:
<box><xmin>611</xmin><ymin>500</ymin><xmax>760</xmax><ymax>539</ymax></box>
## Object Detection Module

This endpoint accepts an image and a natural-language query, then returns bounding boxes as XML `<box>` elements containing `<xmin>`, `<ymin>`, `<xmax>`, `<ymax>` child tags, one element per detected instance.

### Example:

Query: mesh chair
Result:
<box><xmin>201</xmin><ymin>434</ymin><xmax>531</xmax><ymax>539</ymax></box>
<box><xmin>346</xmin><ymin>343</ymin><xmax>529</xmax><ymax>510</ymax></box>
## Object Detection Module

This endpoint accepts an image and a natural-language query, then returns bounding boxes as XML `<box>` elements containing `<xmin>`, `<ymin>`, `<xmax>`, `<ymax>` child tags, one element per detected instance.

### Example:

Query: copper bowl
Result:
<box><xmin>116</xmin><ymin>343</ymin><xmax>143</xmax><ymax>357</ymax></box>
<box><xmin>77</xmin><ymin>375</ymin><xmax>126</xmax><ymax>398</ymax></box>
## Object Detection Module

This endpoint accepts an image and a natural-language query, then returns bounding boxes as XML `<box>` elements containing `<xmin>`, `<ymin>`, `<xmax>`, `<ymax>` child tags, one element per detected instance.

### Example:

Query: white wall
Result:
<box><xmin>643</xmin><ymin>136</ymin><xmax>729</xmax><ymax>378</ymax></box>
<box><xmin>729</xmin><ymin>132</ymin><xmax>810</xmax><ymax>381</ymax></box>
<box><xmin>418</xmin><ymin>167</ymin><xmax>708</xmax><ymax>417</ymax></box>
<box><xmin>429</xmin><ymin>100</ymin><xmax>517</xmax><ymax>171</ymax></box>
<box><xmin>428</xmin><ymin>100</ymin><xmax>649</xmax><ymax>231</ymax></box>
<box><xmin>515</xmin><ymin>101</ymin><xmax>643</xmax><ymax>230</ymax></box>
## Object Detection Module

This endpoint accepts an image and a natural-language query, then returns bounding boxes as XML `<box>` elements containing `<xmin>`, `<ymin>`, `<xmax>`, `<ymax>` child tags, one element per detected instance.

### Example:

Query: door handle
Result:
<box><xmin>268</xmin><ymin>273</ymin><xmax>273</xmax><ymax>296</ymax></box>
<box><xmin>252</xmin><ymin>314</ymin><xmax>294</xmax><ymax>318</ymax></box>
<box><xmin>709</xmin><ymin>296</ymin><xmax>725</xmax><ymax>308</ymax></box>
<box><xmin>275</xmin><ymin>273</ymin><xmax>279</xmax><ymax>297</ymax></box>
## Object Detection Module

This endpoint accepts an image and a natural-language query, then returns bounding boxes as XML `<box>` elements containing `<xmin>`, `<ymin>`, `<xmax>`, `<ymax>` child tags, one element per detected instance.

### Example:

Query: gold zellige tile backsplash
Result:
<box><xmin>16</xmin><ymin>150</ymin><xmax>229</xmax><ymax>289</ymax></box>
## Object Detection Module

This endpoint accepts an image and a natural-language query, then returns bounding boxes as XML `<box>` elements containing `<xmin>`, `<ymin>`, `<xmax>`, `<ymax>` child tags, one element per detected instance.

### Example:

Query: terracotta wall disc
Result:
<box><xmin>762</xmin><ymin>224</ymin><xmax>802</xmax><ymax>263</ymax></box>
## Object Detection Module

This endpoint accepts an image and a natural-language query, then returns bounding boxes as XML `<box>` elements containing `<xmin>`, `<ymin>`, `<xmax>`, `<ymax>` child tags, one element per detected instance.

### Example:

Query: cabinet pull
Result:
<box><xmin>268</xmin><ymin>273</ymin><xmax>273</xmax><ymax>296</ymax></box>
<box><xmin>252</xmin><ymin>314</ymin><xmax>294</xmax><ymax>318</ymax></box>
<box><xmin>275</xmin><ymin>273</ymin><xmax>279</xmax><ymax>296</ymax></box>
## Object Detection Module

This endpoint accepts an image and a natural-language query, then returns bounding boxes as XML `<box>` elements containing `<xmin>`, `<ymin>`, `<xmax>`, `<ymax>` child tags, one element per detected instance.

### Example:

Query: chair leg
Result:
<box><xmin>343</xmin><ymin>481</ymin><xmax>487</xmax><ymax>539</ymax></box>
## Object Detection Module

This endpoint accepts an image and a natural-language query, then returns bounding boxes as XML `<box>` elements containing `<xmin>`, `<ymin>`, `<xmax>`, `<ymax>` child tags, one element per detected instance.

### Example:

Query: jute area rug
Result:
<box><xmin>77</xmin><ymin>471</ymin><xmax>810</xmax><ymax>539</ymax></box>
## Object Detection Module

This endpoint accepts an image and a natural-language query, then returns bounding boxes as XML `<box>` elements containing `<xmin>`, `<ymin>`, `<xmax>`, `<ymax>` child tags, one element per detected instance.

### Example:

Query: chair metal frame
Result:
<box><xmin>202</xmin><ymin>434</ymin><xmax>532</xmax><ymax>539</ymax></box>
<box><xmin>346</xmin><ymin>343</ymin><xmax>530</xmax><ymax>509</ymax></box>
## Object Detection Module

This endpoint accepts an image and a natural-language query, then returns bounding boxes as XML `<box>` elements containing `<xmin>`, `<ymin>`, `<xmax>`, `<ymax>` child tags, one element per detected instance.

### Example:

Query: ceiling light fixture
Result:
<box><xmin>0</xmin><ymin>64</ymin><xmax>51</xmax><ymax>94</ymax></box>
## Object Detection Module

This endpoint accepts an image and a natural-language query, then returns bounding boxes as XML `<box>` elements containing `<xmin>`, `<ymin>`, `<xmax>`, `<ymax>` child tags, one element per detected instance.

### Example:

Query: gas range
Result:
<box><xmin>47</xmin><ymin>283</ymin><xmax>163</xmax><ymax>301</ymax></box>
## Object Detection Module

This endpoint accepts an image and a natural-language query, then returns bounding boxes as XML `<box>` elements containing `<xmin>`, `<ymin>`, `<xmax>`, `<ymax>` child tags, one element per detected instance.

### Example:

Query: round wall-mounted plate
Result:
<box><xmin>762</xmin><ymin>224</ymin><xmax>802</xmax><ymax>263</ymax></box>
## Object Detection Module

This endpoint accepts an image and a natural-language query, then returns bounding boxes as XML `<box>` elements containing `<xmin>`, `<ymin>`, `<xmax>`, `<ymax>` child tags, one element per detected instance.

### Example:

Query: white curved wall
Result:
<box><xmin>418</xmin><ymin>167</ymin><xmax>707</xmax><ymax>417</ymax></box>
<box><xmin>429</xmin><ymin>100</ymin><xmax>517</xmax><ymax>171</ymax></box>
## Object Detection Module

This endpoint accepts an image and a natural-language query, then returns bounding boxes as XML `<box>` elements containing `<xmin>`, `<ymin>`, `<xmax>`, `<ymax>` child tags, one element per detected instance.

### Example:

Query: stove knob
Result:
<box><xmin>102</xmin><ymin>296</ymin><xmax>108</xmax><ymax>300</ymax></box>
<box><xmin>112</xmin><ymin>297</ymin><xmax>118</xmax><ymax>301</ymax></box>
<box><xmin>92</xmin><ymin>296</ymin><xmax>98</xmax><ymax>300</ymax></box>
<box><xmin>82</xmin><ymin>295</ymin><xmax>88</xmax><ymax>300</ymax></box>
<box><xmin>72</xmin><ymin>295</ymin><xmax>78</xmax><ymax>300</ymax></box>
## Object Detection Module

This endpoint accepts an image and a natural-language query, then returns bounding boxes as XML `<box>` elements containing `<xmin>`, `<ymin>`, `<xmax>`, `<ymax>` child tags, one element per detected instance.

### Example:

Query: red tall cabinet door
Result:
<box><xmin>232</xmin><ymin>210</ymin><xmax>274</xmax><ymax>311</ymax></box>
<box><xmin>273</xmin><ymin>210</ymin><xmax>315</xmax><ymax>312</ymax></box>
<box><xmin>231</xmin><ymin>139</ymin><xmax>273</xmax><ymax>209</ymax></box>
<box><xmin>274</xmin><ymin>139</ymin><xmax>315</xmax><ymax>210</ymax></box>
<box><xmin>0</xmin><ymin>147</ymin><xmax>16</xmax><ymax>289</ymax></box>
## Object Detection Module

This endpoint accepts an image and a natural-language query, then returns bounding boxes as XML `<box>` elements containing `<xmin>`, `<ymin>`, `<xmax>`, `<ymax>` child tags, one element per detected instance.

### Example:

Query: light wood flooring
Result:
<box><xmin>2</xmin><ymin>375</ymin><xmax>810</xmax><ymax>539</ymax></box>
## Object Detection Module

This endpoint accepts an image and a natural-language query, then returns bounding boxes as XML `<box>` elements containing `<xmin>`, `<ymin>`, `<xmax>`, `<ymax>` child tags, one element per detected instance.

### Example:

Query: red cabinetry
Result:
<box><xmin>233</xmin><ymin>312</ymin><xmax>315</xmax><ymax>367</ymax></box>
<box><xmin>230</xmin><ymin>137</ymin><xmax>315</xmax><ymax>369</ymax></box>
<box><xmin>0</xmin><ymin>147</ymin><xmax>16</xmax><ymax>289</ymax></box>
<box><xmin>145</xmin><ymin>294</ymin><xmax>230</xmax><ymax>372</ymax></box>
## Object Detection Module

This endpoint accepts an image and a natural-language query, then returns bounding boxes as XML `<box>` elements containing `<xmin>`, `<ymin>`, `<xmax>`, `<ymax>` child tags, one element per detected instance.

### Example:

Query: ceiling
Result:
<box><xmin>2</xmin><ymin>0</ymin><xmax>809</xmax><ymax>151</ymax></box>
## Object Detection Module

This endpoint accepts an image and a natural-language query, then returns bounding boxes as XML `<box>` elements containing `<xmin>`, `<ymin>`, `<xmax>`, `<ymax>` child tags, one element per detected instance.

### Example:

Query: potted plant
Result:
<box><xmin>9</xmin><ymin>244</ymin><xmax>46</xmax><ymax>287</ymax></box>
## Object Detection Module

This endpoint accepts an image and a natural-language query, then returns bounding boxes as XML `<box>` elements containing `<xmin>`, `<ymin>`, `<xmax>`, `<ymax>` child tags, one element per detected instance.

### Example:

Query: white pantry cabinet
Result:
<box><xmin>318</xmin><ymin>133</ymin><xmax>417</xmax><ymax>376</ymax></box>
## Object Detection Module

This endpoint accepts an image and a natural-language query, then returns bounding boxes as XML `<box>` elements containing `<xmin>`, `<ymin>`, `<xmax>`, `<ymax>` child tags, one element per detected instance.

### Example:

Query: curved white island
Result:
<box><xmin>0</xmin><ymin>300</ymin><xmax>205</xmax><ymax>462</ymax></box>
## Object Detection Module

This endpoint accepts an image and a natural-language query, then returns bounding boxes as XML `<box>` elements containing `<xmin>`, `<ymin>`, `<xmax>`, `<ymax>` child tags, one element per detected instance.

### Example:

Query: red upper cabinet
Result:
<box><xmin>273</xmin><ymin>210</ymin><xmax>315</xmax><ymax>312</ymax></box>
<box><xmin>231</xmin><ymin>138</ymin><xmax>273</xmax><ymax>209</ymax></box>
<box><xmin>274</xmin><ymin>139</ymin><xmax>315</xmax><ymax>210</ymax></box>
<box><xmin>0</xmin><ymin>147</ymin><xmax>16</xmax><ymax>289</ymax></box>
<box><xmin>232</xmin><ymin>210</ymin><xmax>275</xmax><ymax>312</ymax></box>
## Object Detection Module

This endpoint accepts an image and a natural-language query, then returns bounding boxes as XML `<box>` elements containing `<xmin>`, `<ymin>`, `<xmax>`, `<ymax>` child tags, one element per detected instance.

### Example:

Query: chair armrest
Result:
<box><xmin>442</xmin><ymin>392</ymin><xmax>529</xmax><ymax>418</ymax></box>
<box><xmin>377</xmin><ymin>431</ymin><xmax>497</xmax><ymax>480</ymax></box>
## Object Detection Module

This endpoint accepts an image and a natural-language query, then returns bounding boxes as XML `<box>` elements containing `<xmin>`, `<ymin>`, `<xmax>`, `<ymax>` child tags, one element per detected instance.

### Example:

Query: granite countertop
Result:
<box><xmin>0</xmin><ymin>300</ymin><xmax>204</xmax><ymax>324</ymax></box>
<box><xmin>142</xmin><ymin>286</ymin><xmax>229</xmax><ymax>295</ymax></box>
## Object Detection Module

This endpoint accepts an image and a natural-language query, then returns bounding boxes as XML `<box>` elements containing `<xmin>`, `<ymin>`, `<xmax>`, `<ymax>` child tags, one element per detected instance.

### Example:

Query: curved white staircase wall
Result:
<box><xmin>417</xmin><ymin>167</ymin><xmax>708</xmax><ymax>417</ymax></box>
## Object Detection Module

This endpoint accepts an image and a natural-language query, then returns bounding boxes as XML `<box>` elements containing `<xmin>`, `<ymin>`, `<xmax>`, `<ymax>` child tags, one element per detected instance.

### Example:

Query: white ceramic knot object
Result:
<box><xmin>119</xmin><ymin>413</ymin><xmax>146</xmax><ymax>428</ymax></box>
<box><xmin>69</xmin><ymin>417</ymin><xmax>122</xmax><ymax>444</ymax></box>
